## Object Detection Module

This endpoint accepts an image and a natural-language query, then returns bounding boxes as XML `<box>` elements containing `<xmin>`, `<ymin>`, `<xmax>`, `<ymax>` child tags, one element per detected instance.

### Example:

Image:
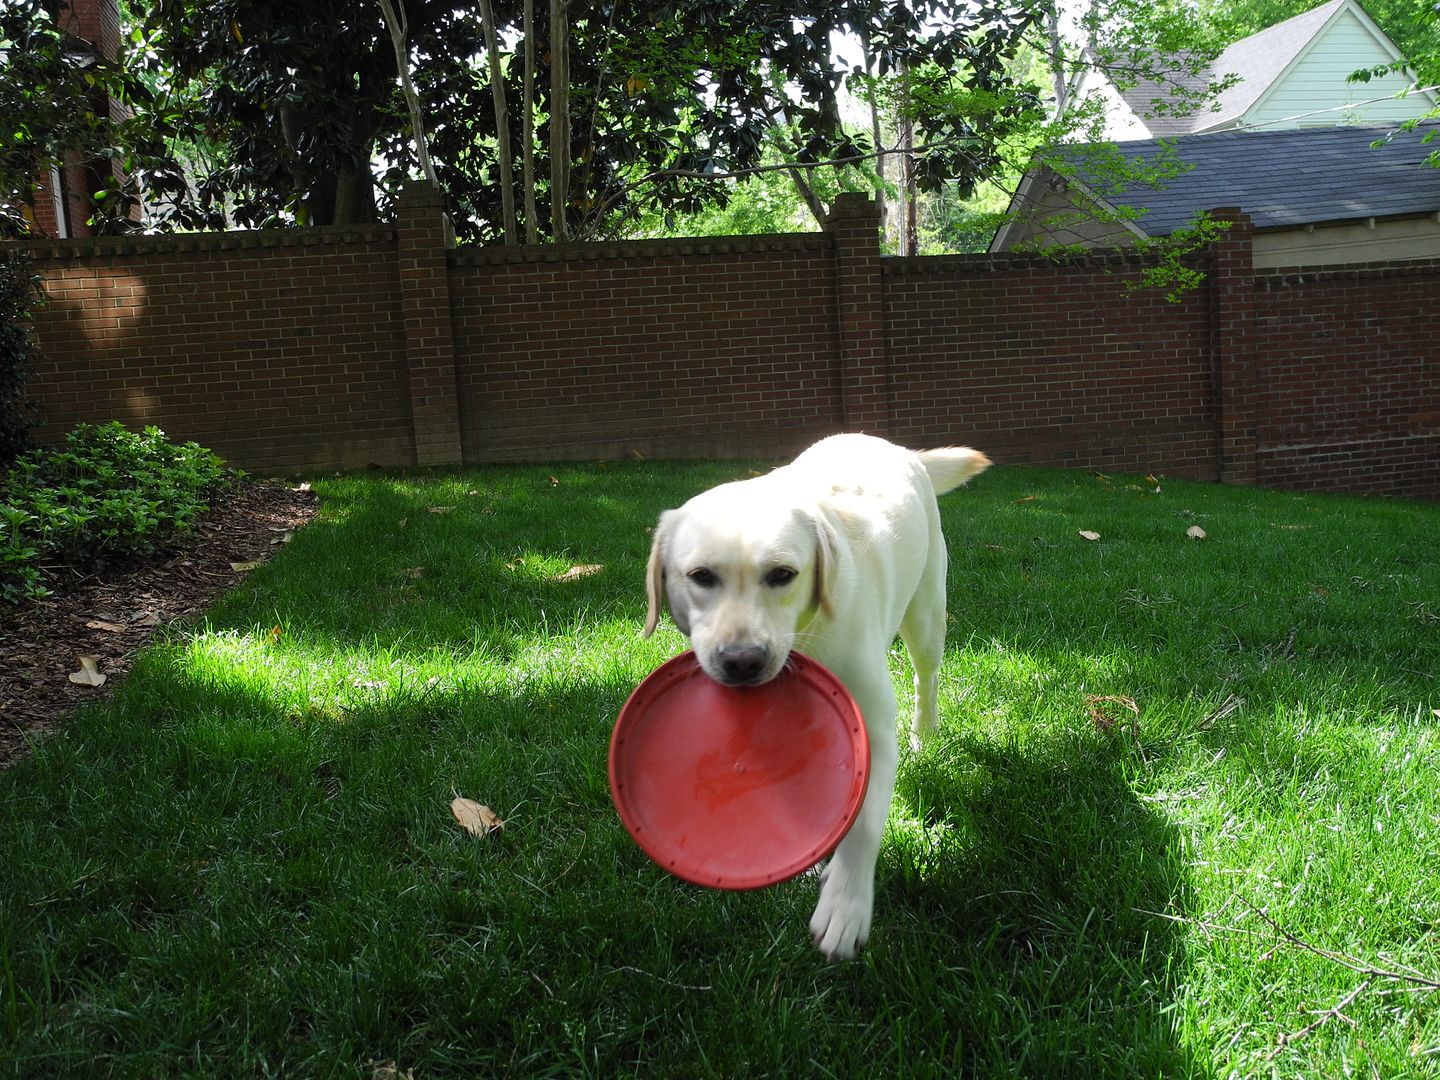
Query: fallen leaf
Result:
<box><xmin>1085</xmin><ymin>694</ymin><xmax>1138</xmax><ymax>732</ymax></box>
<box><xmin>86</xmin><ymin>619</ymin><xmax>126</xmax><ymax>633</ymax></box>
<box><xmin>1078</xmin><ymin>530</ymin><xmax>1101</xmax><ymax>542</ymax></box>
<box><xmin>427</xmin><ymin>506</ymin><xmax>456</xmax><ymax>515</ymax></box>
<box><xmin>548</xmin><ymin>476</ymin><xmax>560</xmax><ymax>487</ymax></box>
<box><xmin>1186</xmin><ymin>525</ymin><xmax>1207</xmax><ymax>540</ymax></box>
<box><xmin>450</xmin><ymin>797</ymin><xmax>504</xmax><ymax>838</ymax></box>
<box><xmin>270</xmin><ymin>531</ymin><xmax>293</xmax><ymax>546</ymax></box>
<box><xmin>1013</xmin><ymin>495</ymin><xmax>1039</xmax><ymax>505</ymax></box>
<box><xmin>628</xmin><ymin>448</ymin><xmax>646</xmax><ymax>461</ymax></box>
<box><xmin>269</xmin><ymin>625</ymin><xmax>283</xmax><ymax>643</ymax></box>
<box><xmin>397</xmin><ymin>517</ymin><xmax>408</xmax><ymax>529</ymax></box>
<box><xmin>133</xmin><ymin>611</ymin><xmax>162</xmax><ymax>627</ymax></box>
<box><xmin>295</xmin><ymin>482</ymin><xmax>312</xmax><ymax>493</ymax></box>
<box><xmin>68</xmin><ymin>655</ymin><xmax>106</xmax><ymax>687</ymax></box>
<box><xmin>399</xmin><ymin>567</ymin><xmax>424</xmax><ymax>579</ymax></box>
<box><xmin>230</xmin><ymin>560</ymin><xmax>264</xmax><ymax>572</ymax></box>
<box><xmin>553</xmin><ymin>563</ymin><xmax>603</xmax><ymax>582</ymax></box>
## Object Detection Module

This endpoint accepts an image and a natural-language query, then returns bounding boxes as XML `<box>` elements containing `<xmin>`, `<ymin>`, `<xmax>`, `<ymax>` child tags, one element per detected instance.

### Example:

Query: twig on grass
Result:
<box><xmin>1237</xmin><ymin>897</ymin><xmax>1440</xmax><ymax>991</ymax></box>
<box><xmin>1266</xmin><ymin>978</ymin><xmax>1372</xmax><ymax>1062</ymax></box>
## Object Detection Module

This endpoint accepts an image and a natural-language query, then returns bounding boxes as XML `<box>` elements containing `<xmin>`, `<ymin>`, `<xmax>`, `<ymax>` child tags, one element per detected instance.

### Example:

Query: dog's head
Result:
<box><xmin>643</xmin><ymin>480</ymin><xmax>837</xmax><ymax>687</ymax></box>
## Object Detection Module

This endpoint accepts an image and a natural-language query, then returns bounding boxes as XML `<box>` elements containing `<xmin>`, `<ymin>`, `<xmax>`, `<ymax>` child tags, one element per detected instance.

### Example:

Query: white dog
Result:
<box><xmin>643</xmin><ymin>433</ymin><xmax>990</xmax><ymax>960</ymax></box>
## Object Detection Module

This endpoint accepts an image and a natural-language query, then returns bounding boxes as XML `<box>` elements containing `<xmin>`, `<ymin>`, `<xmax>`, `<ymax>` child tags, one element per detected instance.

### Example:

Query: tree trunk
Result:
<box><xmin>548</xmin><ymin>0</ymin><xmax>569</xmax><ymax>241</ymax></box>
<box><xmin>479</xmin><ymin>0</ymin><xmax>518</xmax><ymax>244</ymax></box>
<box><xmin>377</xmin><ymin>0</ymin><xmax>440</xmax><ymax>188</ymax></box>
<box><xmin>522</xmin><ymin>0</ymin><xmax>538</xmax><ymax>243</ymax></box>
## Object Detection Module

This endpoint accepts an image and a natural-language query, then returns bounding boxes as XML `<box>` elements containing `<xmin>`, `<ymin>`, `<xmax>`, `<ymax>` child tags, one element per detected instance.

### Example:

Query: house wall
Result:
<box><xmin>1244</xmin><ymin>5</ymin><xmax>1434</xmax><ymax>129</ymax></box>
<box><xmin>1255</xmin><ymin>215</ymin><xmax>1440</xmax><ymax>269</ymax></box>
<box><xmin>10</xmin><ymin>189</ymin><xmax>1437</xmax><ymax>500</ymax></box>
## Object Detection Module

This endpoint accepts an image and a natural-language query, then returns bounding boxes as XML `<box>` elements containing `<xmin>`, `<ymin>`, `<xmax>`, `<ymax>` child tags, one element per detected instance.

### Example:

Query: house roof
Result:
<box><xmin>1117</xmin><ymin>0</ymin><xmax>1403</xmax><ymax>134</ymax></box>
<box><xmin>1055</xmin><ymin>123</ymin><xmax>1440</xmax><ymax>236</ymax></box>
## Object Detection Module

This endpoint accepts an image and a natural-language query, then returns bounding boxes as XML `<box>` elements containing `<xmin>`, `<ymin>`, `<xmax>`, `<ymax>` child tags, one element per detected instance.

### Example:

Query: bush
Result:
<box><xmin>0</xmin><ymin>422</ymin><xmax>233</xmax><ymax>604</ymax></box>
<box><xmin>0</xmin><ymin>249</ymin><xmax>44</xmax><ymax>463</ymax></box>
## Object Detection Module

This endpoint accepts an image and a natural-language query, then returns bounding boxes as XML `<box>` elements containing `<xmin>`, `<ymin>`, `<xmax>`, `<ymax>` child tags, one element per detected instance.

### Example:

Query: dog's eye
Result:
<box><xmin>687</xmin><ymin>568</ymin><xmax>719</xmax><ymax>588</ymax></box>
<box><xmin>764</xmin><ymin>567</ymin><xmax>798</xmax><ymax>588</ymax></box>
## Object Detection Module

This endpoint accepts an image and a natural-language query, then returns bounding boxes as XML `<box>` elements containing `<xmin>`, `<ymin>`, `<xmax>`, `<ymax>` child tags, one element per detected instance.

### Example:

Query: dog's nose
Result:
<box><xmin>717</xmin><ymin>644</ymin><xmax>770</xmax><ymax>684</ymax></box>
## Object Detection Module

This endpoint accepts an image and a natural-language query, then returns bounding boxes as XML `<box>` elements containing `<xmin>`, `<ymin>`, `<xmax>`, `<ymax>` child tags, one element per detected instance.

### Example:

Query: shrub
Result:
<box><xmin>0</xmin><ymin>249</ymin><xmax>44</xmax><ymax>463</ymax></box>
<box><xmin>0</xmin><ymin>422</ymin><xmax>233</xmax><ymax>604</ymax></box>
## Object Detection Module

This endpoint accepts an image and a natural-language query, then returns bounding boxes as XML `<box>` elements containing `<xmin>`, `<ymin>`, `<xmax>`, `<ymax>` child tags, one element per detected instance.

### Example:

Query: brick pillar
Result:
<box><xmin>1209</xmin><ymin>208</ymin><xmax>1258</xmax><ymax>485</ymax></box>
<box><xmin>826</xmin><ymin>193</ymin><xmax>890</xmax><ymax>432</ymax></box>
<box><xmin>396</xmin><ymin>180</ymin><xmax>462</xmax><ymax>466</ymax></box>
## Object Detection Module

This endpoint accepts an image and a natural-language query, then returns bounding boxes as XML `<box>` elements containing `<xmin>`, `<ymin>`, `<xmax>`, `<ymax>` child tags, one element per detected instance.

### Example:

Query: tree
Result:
<box><xmin>123</xmin><ymin>0</ymin><xmax>1044</xmax><ymax>243</ymax></box>
<box><xmin>0</xmin><ymin>0</ymin><xmax>190</xmax><ymax>237</ymax></box>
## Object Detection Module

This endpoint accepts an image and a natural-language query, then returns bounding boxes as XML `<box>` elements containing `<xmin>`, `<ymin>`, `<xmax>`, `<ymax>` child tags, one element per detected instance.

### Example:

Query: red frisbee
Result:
<box><xmin>609</xmin><ymin>650</ymin><xmax>869</xmax><ymax>890</ymax></box>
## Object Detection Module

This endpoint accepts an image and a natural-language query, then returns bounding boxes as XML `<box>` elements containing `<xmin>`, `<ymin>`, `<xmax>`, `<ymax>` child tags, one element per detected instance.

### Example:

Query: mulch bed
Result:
<box><xmin>0</xmin><ymin>480</ymin><xmax>318</xmax><ymax>768</ymax></box>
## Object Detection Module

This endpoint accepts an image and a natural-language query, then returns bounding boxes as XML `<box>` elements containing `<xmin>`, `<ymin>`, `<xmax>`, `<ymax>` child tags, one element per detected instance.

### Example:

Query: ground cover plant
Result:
<box><xmin>0</xmin><ymin>422</ymin><xmax>231</xmax><ymax>604</ymax></box>
<box><xmin>1</xmin><ymin>457</ymin><xmax>1437</xmax><ymax>1076</ymax></box>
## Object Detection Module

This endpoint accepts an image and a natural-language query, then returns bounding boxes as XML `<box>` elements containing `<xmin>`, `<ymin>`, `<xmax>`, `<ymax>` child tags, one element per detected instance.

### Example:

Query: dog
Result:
<box><xmin>643</xmin><ymin>432</ymin><xmax>990</xmax><ymax>960</ymax></box>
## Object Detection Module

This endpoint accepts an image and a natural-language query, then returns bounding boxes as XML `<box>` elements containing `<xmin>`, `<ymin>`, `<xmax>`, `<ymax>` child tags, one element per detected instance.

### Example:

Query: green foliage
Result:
<box><xmin>0</xmin><ymin>423</ymin><xmax>232</xmax><ymax>604</ymax></box>
<box><xmin>124</xmin><ymin>0</ymin><xmax>1043</xmax><ymax>243</ymax></box>
<box><xmin>0</xmin><ymin>249</ymin><xmax>42</xmax><ymax>462</ymax></box>
<box><xmin>0</xmin><ymin>0</ymin><xmax>194</xmax><ymax>237</ymax></box>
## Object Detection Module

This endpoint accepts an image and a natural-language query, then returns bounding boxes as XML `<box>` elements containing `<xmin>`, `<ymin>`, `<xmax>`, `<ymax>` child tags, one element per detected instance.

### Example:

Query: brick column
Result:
<box><xmin>396</xmin><ymin>180</ymin><xmax>463</xmax><ymax>466</ymax></box>
<box><xmin>1209</xmin><ymin>208</ymin><xmax>1258</xmax><ymax>485</ymax></box>
<box><xmin>826</xmin><ymin>193</ymin><xmax>890</xmax><ymax>432</ymax></box>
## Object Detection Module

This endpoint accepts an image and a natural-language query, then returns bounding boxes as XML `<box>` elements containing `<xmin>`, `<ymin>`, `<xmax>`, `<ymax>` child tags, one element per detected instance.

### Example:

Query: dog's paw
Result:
<box><xmin>808</xmin><ymin>867</ymin><xmax>874</xmax><ymax>961</ymax></box>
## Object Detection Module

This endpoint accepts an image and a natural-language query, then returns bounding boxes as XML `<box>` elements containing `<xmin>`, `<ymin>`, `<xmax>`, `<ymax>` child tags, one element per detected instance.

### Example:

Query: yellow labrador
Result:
<box><xmin>643</xmin><ymin>433</ymin><xmax>990</xmax><ymax>960</ymax></box>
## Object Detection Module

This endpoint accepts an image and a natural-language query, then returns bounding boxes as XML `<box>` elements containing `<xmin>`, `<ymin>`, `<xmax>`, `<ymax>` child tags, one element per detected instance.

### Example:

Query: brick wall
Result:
<box><xmin>1253</xmin><ymin>261</ymin><xmax>1440</xmax><ymax>499</ymax></box>
<box><xmin>450</xmin><ymin>233</ymin><xmax>841</xmax><ymax>461</ymax></box>
<box><xmin>22</xmin><ymin>227</ymin><xmax>413</xmax><ymax>474</ymax></box>
<box><xmin>9</xmin><ymin>184</ymin><xmax>1438</xmax><ymax>499</ymax></box>
<box><xmin>883</xmin><ymin>253</ymin><xmax>1215</xmax><ymax>477</ymax></box>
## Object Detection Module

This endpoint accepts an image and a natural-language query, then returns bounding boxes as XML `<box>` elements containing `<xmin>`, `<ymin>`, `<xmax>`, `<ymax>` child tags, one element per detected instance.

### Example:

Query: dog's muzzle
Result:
<box><xmin>714</xmin><ymin>644</ymin><xmax>771</xmax><ymax>686</ymax></box>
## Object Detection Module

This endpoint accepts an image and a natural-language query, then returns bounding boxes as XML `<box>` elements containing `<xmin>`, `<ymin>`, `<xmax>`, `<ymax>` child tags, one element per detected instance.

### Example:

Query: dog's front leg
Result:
<box><xmin>809</xmin><ymin>671</ymin><xmax>898</xmax><ymax>961</ymax></box>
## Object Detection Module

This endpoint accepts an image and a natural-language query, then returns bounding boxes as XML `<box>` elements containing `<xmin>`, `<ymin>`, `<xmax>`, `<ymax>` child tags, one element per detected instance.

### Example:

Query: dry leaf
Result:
<box><xmin>270</xmin><ymin>531</ymin><xmax>293</xmax><ymax>546</ymax></box>
<box><xmin>295</xmin><ymin>482</ymin><xmax>312</xmax><ymax>492</ymax></box>
<box><xmin>450</xmin><ymin>797</ymin><xmax>504</xmax><ymax>838</ymax></box>
<box><xmin>86</xmin><ymin>619</ymin><xmax>126</xmax><ymax>633</ymax></box>
<box><xmin>399</xmin><ymin>566</ymin><xmax>424</xmax><ymax>579</ymax></box>
<box><xmin>269</xmin><ymin>625</ymin><xmax>283</xmax><ymax>643</ymax></box>
<box><xmin>68</xmin><ymin>655</ymin><xmax>106</xmax><ymax>687</ymax></box>
<box><xmin>553</xmin><ymin>563</ymin><xmax>603</xmax><ymax>582</ymax></box>
<box><xmin>1078</xmin><ymin>530</ymin><xmax>1101</xmax><ymax>542</ymax></box>
<box><xmin>427</xmin><ymin>506</ymin><xmax>456</xmax><ymax>515</ymax></box>
<box><xmin>1085</xmin><ymin>694</ymin><xmax>1138</xmax><ymax>732</ymax></box>
<box><xmin>1013</xmin><ymin>495</ymin><xmax>1039</xmax><ymax>505</ymax></box>
<box><xmin>230</xmin><ymin>560</ymin><xmax>264</xmax><ymax>572</ymax></box>
<box><xmin>628</xmin><ymin>448</ymin><xmax>646</xmax><ymax>461</ymax></box>
<box><xmin>133</xmin><ymin>611</ymin><xmax>162</xmax><ymax>627</ymax></box>
<box><xmin>1186</xmin><ymin>525</ymin><xmax>1207</xmax><ymax>540</ymax></box>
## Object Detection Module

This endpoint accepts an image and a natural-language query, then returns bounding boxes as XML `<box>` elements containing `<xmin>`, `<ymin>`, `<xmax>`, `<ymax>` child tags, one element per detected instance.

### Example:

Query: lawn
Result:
<box><xmin>2</xmin><ymin>457</ymin><xmax>1438</xmax><ymax>1077</ymax></box>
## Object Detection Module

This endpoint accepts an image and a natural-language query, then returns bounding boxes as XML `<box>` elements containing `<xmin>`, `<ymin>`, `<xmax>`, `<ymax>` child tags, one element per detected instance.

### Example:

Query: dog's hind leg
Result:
<box><xmin>899</xmin><ymin>539</ymin><xmax>948</xmax><ymax>752</ymax></box>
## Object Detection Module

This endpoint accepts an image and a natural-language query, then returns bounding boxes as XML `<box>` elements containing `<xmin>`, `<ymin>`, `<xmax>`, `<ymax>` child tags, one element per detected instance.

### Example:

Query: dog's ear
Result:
<box><xmin>643</xmin><ymin>511</ymin><xmax>673</xmax><ymax>637</ymax></box>
<box><xmin>810</xmin><ymin>512</ymin><xmax>839</xmax><ymax>620</ymax></box>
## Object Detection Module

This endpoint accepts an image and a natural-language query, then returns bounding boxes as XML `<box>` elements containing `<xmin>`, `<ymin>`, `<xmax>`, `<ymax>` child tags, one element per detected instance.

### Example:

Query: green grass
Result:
<box><xmin>2</xmin><ymin>459</ymin><xmax>1438</xmax><ymax>1077</ymax></box>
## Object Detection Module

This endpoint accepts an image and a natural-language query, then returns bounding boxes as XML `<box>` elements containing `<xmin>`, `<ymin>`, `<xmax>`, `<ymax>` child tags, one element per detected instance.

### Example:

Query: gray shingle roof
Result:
<box><xmin>1061</xmin><ymin>122</ymin><xmax>1440</xmax><ymax>234</ymax></box>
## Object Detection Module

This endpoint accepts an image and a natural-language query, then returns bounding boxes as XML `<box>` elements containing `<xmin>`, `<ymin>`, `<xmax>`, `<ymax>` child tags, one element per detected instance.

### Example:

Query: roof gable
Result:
<box><xmin>1113</xmin><ymin>0</ymin><xmax>1433</xmax><ymax>135</ymax></box>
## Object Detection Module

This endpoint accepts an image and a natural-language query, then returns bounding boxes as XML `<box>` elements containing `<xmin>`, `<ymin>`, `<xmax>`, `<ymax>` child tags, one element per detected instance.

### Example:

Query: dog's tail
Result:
<box><xmin>918</xmin><ymin>447</ymin><xmax>991</xmax><ymax>495</ymax></box>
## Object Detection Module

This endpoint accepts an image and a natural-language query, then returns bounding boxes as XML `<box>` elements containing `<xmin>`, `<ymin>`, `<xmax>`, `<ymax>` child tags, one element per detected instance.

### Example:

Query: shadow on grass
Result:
<box><xmin>0</xmin><ymin>645</ymin><xmax>1195</xmax><ymax>1077</ymax></box>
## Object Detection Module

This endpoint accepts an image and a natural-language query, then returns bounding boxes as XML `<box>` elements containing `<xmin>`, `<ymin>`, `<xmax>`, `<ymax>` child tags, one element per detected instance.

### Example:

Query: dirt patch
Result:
<box><xmin>0</xmin><ymin>480</ymin><xmax>318</xmax><ymax>768</ymax></box>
